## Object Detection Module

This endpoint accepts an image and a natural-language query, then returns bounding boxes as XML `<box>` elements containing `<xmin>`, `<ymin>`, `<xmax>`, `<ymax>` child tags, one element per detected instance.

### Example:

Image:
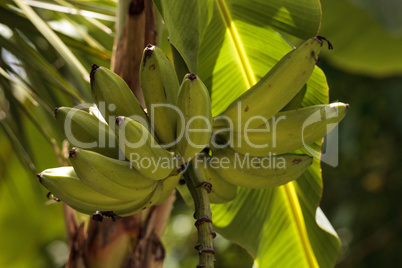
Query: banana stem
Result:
<box><xmin>183</xmin><ymin>162</ymin><xmax>216</xmax><ymax>268</ymax></box>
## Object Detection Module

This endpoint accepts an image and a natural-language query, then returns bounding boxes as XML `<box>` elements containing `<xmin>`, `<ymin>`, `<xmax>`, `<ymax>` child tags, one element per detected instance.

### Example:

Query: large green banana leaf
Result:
<box><xmin>320</xmin><ymin>0</ymin><xmax>402</xmax><ymax>77</ymax></box>
<box><xmin>160</xmin><ymin>0</ymin><xmax>341</xmax><ymax>267</ymax></box>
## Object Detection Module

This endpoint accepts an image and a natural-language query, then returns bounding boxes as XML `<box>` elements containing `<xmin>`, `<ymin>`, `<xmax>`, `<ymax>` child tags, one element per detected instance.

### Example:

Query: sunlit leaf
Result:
<box><xmin>179</xmin><ymin>0</ymin><xmax>342</xmax><ymax>267</ymax></box>
<box><xmin>210</xmin><ymin>67</ymin><xmax>341</xmax><ymax>268</ymax></box>
<box><xmin>161</xmin><ymin>0</ymin><xmax>213</xmax><ymax>73</ymax></box>
<box><xmin>197</xmin><ymin>0</ymin><xmax>321</xmax><ymax>115</ymax></box>
<box><xmin>222</xmin><ymin>0</ymin><xmax>321</xmax><ymax>39</ymax></box>
<box><xmin>161</xmin><ymin>0</ymin><xmax>320</xmax><ymax>78</ymax></box>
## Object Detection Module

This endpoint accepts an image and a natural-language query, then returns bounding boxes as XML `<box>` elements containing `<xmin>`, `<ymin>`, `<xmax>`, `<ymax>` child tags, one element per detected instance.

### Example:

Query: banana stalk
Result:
<box><xmin>184</xmin><ymin>161</ymin><xmax>216</xmax><ymax>268</ymax></box>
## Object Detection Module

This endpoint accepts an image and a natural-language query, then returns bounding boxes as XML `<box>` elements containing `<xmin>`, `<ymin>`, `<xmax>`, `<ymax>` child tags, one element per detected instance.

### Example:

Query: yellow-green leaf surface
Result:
<box><xmin>166</xmin><ymin>0</ymin><xmax>341</xmax><ymax>267</ymax></box>
<box><xmin>210</xmin><ymin>69</ymin><xmax>341</xmax><ymax>268</ymax></box>
<box><xmin>161</xmin><ymin>0</ymin><xmax>321</xmax><ymax>78</ymax></box>
<box><xmin>197</xmin><ymin>0</ymin><xmax>322</xmax><ymax>115</ymax></box>
<box><xmin>320</xmin><ymin>0</ymin><xmax>402</xmax><ymax>77</ymax></box>
<box><xmin>160</xmin><ymin>0</ymin><xmax>213</xmax><ymax>73</ymax></box>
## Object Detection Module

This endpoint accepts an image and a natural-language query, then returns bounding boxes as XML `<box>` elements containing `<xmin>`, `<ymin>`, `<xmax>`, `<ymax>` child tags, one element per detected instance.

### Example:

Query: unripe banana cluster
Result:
<box><xmin>38</xmin><ymin>37</ymin><xmax>349</xmax><ymax>219</ymax></box>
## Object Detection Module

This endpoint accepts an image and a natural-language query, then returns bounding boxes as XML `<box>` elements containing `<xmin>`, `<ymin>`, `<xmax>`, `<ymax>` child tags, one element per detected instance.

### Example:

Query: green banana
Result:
<box><xmin>69</xmin><ymin>148</ymin><xmax>157</xmax><ymax>201</ymax></box>
<box><xmin>38</xmin><ymin>166</ymin><xmax>163</xmax><ymax>217</ymax></box>
<box><xmin>219</xmin><ymin>102</ymin><xmax>348</xmax><ymax>156</ymax></box>
<box><xmin>210</xmin><ymin>147</ymin><xmax>313</xmax><ymax>189</ymax></box>
<box><xmin>193</xmin><ymin>153</ymin><xmax>237</xmax><ymax>204</ymax></box>
<box><xmin>216</xmin><ymin>36</ymin><xmax>324</xmax><ymax>131</ymax></box>
<box><xmin>176</xmin><ymin>73</ymin><xmax>212</xmax><ymax>162</ymax></box>
<box><xmin>115</xmin><ymin>116</ymin><xmax>178</xmax><ymax>180</ymax></box>
<box><xmin>140</xmin><ymin>45</ymin><xmax>180</xmax><ymax>147</ymax></box>
<box><xmin>90</xmin><ymin>65</ymin><xmax>149</xmax><ymax>128</ymax></box>
<box><xmin>55</xmin><ymin>107</ymin><xmax>119</xmax><ymax>158</ymax></box>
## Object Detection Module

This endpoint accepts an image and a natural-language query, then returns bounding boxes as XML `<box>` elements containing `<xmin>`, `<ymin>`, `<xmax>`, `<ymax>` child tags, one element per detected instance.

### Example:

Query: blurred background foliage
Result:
<box><xmin>318</xmin><ymin>0</ymin><xmax>402</xmax><ymax>267</ymax></box>
<box><xmin>0</xmin><ymin>0</ymin><xmax>401</xmax><ymax>267</ymax></box>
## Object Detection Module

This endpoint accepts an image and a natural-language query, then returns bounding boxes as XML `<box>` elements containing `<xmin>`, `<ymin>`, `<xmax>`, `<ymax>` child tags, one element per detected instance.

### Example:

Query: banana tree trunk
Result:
<box><xmin>65</xmin><ymin>1</ymin><xmax>174</xmax><ymax>267</ymax></box>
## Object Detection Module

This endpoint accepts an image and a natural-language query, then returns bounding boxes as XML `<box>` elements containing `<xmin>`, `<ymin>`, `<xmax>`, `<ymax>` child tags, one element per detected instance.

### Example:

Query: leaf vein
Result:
<box><xmin>216</xmin><ymin>0</ymin><xmax>256</xmax><ymax>88</ymax></box>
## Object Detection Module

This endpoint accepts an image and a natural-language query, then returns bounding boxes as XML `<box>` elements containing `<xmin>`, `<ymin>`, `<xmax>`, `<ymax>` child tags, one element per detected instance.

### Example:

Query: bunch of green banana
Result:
<box><xmin>38</xmin><ymin>166</ymin><xmax>163</xmax><ymax>217</ymax></box>
<box><xmin>176</xmin><ymin>73</ymin><xmax>212</xmax><ymax>162</ymax></box>
<box><xmin>218</xmin><ymin>102</ymin><xmax>348</xmax><ymax>156</ymax></box>
<box><xmin>115</xmin><ymin>116</ymin><xmax>178</xmax><ymax>180</ymax></box>
<box><xmin>208</xmin><ymin>146</ymin><xmax>313</xmax><ymax>189</ymax></box>
<box><xmin>140</xmin><ymin>45</ymin><xmax>180</xmax><ymax>147</ymax></box>
<box><xmin>36</xmin><ymin>37</ymin><xmax>349</xmax><ymax>220</ymax></box>
<box><xmin>214</xmin><ymin>36</ymin><xmax>324</xmax><ymax>131</ymax></box>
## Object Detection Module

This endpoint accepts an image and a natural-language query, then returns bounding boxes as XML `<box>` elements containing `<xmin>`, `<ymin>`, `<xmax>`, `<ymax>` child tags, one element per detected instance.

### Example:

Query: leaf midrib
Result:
<box><xmin>216</xmin><ymin>0</ymin><xmax>255</xmax><ymax>88</ymax></box>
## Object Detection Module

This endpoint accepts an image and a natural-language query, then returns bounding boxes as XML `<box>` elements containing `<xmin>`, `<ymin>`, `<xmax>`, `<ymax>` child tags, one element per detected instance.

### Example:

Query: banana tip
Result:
<box><xmin>90</xmin><ymin>64</ymin><xmax>100</xmax><ymax>83</ymax></box>
<box><xmin>91</xmin><ymin>64</ymin><xmax>100</xmax><ymax>72</ymax></box>
<box><xmin>92</xmin><ymin>211</ymin><xmax>103</xmax><ymax>222</ymax></box>
<box><xmin>345</xmin><ymin>103</ymin><xmax>350</xmax><ymax>110</ymax></box>
<box><xmin>201</xmin><ymin>146</ymin><xmax>211</xmax><ymax>155</ymax></box>
<box><xmin>54</xmin><ymin>107</ymin><xmax>59</xmax><ymax>118</ymax></box>
<box><xmin>115</xmin><ymin>116</ymin><xmax>125</xmax><ymax>127</ymax></box>
<box><xmin>37</xmin><ymin>172</ymin><xmax>44</xmax><ymax>183</ymax></box>
<box><xmin>92</xmin><ymin>211</ymin><xmax>120</xmax><ymax>222</ymax></box>
<box><xmin>145</xmin><ymin>44</ymin><xmax>155</xmax><ymax>52</ymax></box>
<box><xmin>143</xmin><ymin>44</ymin><xmax>155</xmax><ymax>66</ymax></box>
<box><xmin>186</xmin><ymin>73</ymin><xmax>198</xmax><ymax>81</ymax></box>
<box><xmin>69</xmin><ymin>148</ymin><xmax>78</xmax><ymax>158</ymax></box>
<box><xmin>316</xmin><ymin>36</ymin><xmax>333</xmax><ymax>50</ymax></box>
